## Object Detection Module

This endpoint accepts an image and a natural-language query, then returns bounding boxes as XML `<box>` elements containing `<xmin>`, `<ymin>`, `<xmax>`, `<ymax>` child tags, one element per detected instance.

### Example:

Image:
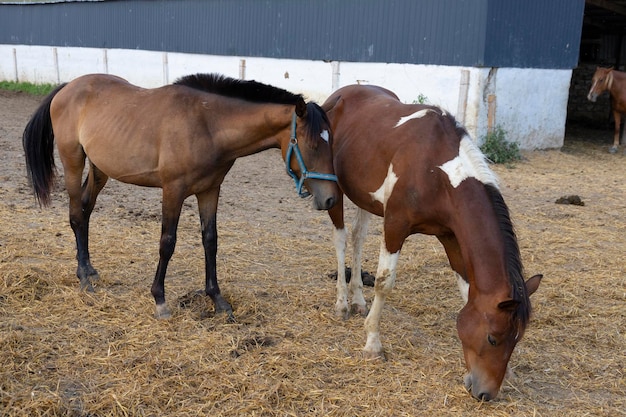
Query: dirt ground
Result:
<box><xmin>0</xmin><ymin>90</ymin><xmax>624</xmax><ymax>416</ymax></box>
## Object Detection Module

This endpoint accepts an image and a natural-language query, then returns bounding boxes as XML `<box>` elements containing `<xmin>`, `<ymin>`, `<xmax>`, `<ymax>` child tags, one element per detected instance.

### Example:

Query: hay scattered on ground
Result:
<box><xmin>0</xmin><ymin>93</ymin><xmax>624</xmax><ymax>416</ymax></box>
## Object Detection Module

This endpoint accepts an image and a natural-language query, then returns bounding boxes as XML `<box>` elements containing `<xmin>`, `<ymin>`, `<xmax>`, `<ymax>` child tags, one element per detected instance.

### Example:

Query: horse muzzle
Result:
<box><xmin>310</xmin><ymin>185</ymin><xmax>337</xmax><ymax>210</ymax></box>
<box><xmin>587</xmin><ymin>92</ymin><xmax>598</xmax><ymax>102</ymax></box>
<box><xmin>464</xmin><ymin>372</ymin><xmax>500</xmax><ymax>402</ymax></box>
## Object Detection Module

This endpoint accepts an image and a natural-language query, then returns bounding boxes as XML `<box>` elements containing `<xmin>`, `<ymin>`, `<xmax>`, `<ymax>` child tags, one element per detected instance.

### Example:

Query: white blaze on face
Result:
<box><xmin>369</xmin><ymin>163</ymin><xmax>398</xmax><ymax>209</ymax></box>
<box><xmin>438</xmin><ymin>136</ymin><xmax>499</xmax><ymax>188</ymax></box>
<box><xmin>320</xmin><ymin>129</ymin><xmax>329</xmax><ymax>143</ymax></box>
<box><xmin>394</xmin><ymin>109</ymin><xmax>434</xmax><ymax>128</ymax></box>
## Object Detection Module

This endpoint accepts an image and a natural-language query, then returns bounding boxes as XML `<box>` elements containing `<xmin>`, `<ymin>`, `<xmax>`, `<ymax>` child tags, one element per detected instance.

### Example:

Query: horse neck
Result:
<box><xmin>219</xmin><ymin>103</ymin><xmax>293</xmax><ymax>158</ymax></box>
<box><xmin>449</xmin><ymin>184</ymin><xmax>514</xmax><ymax>298</ymax></box>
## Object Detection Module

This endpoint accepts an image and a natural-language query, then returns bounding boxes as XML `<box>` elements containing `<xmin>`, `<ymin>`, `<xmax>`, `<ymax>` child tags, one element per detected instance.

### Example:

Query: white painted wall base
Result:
<box><xmin>0</xmin><ymin>45</ymin><xmax>571</xmax><ymax>150</ymax></box>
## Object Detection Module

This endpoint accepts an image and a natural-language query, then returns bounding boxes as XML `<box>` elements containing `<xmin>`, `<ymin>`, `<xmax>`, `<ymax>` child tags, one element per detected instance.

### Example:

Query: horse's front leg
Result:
<box><xmin>611</xmin><ymin>110</ymin><xmax>621</xmax><ymax>153</ymax></box>
<box><xmin>151</xmin><ymin>192</ymin><xmax>184</xmax><ymax>319</ymax></box>
<box><xmin>197</xmin><ymin>189</ymin><xmax>234</xmax><ymax>320</ymax></box>
<box><xmin>349</xmin><ymin>207</ymin><xmax>370</xmax><ymax>317</ymax></box>
<box><xmin>363</xmin><ymin>234</ymin><xmax>401</xmax><ymax>360</ymax></box>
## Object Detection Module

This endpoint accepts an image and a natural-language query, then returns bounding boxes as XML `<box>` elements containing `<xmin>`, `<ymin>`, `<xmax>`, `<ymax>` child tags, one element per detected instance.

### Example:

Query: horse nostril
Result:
<box><xmin>477</xmin><ymin>392</ymin><xmax>492</xmax><ymax>402</ymax></box>
<box><xmin>325</xmin><ymin>196</ymin><xmax>336</xmax><ymax>210</ymax></box>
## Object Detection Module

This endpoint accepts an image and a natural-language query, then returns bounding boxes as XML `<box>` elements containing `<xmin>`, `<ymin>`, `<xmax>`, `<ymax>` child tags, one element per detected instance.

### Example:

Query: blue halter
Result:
<box><xmin>285</xmin><ymin>112</ymin><xmax>338</xmax><ymax>198</ymax></box>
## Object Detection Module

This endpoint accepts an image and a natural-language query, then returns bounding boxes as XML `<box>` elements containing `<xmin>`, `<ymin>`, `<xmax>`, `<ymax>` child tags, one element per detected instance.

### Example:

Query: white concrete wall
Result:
<box><xmin>0</xmin><ymin>45</ymin><xmax>571</xmax><ymax>149</ymax></box>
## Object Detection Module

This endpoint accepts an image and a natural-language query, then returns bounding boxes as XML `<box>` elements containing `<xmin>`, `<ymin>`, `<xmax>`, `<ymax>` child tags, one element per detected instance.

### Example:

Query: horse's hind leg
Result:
<box><xmin>328</xmin><ymin>195</ymin><xmax>351</xmax><ymax>318</ymax></box>
<box><xmin>349</xmin><ymin>207</ymin><xmax>370</xmax><ymax>316</ymax></box>
<box><xmin>69</xmin><ymin>162</ymin><xmax>108</xmax><ymax>290</ymax></box>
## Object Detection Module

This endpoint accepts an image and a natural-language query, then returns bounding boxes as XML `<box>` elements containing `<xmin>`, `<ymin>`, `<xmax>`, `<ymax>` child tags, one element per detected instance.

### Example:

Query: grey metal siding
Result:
<box><xmin>484</xmin><ymin>0</ymin><xmax>586</xmax><ymax>68</ymax></box>
<box><xmin>0</xmin><ymin>0</ymin><xmax>584</xmax><ymax>69</ymax></box>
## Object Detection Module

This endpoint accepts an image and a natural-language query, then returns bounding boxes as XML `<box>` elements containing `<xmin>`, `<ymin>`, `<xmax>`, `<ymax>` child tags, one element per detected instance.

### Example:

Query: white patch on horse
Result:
<box><xmin>333</xmin><ymin>227</ymin><xmax>349</xmax><ymax>315</ymax></box>
<box><xmin>438</xmin><ymin>136</ymin><xmax>500</xmax><ymax>188</ymax></box>
<box><xmin>394</xmin><ymin>109</ymin><xmax>435</xmax><ymax>128</ymax></box>
<box><xmin>456</xmin><ymin>272</ymin><xmax>469</xmax><ymax>304</ymax></box>
<box><xmin>369</xmin><ymin>163</ymin><xmax>398</xmax><ymax>209</ymax></box>
<box><xmin>320</xmin><ymin>129</ymin><xmax>329</xmax><ymax>143</ymax></box>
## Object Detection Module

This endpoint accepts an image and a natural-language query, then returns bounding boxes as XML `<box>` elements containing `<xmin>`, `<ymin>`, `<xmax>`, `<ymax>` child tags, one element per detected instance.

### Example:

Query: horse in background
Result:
<box><xmin>322</xmin><ymin>84</ymin><xmax>542</xmax><ymax>401</ymax></box>
<box><xmin>587</xmin><ymin>66</ymin><xmax>626</xmax><ymax>153</ymax></box>
<box><xmin>23</xmin><ymin>73</ymin><xmax>339</xmax><ymax>320</ymax></box>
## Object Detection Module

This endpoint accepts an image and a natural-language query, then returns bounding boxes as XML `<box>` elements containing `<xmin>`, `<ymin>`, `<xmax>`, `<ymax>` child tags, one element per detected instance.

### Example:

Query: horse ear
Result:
<box><xmin>322</xmin><ymin>95</ymin><xmax>342</xmax><ymax>113</ymax></box>
<box><xmin>497</xmin><ymin>299</ymin><xmax>520</xmax><ymax>312</ymax></box>
<box><xmin>525</xmin><ymin>274</ymin><xmax>542</xmax><ymax>296</ymax></box>
<box><xmin>295</xmin><ymin>98</ymin><xmax>307</xmax><ymax>118</ymax></box>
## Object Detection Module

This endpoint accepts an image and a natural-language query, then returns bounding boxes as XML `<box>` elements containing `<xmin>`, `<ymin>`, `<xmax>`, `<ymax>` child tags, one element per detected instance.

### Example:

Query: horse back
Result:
<box><xmin>325</xmin><ymin>85</ymin><xmax>467</xmax><ymax>221</ymax></box>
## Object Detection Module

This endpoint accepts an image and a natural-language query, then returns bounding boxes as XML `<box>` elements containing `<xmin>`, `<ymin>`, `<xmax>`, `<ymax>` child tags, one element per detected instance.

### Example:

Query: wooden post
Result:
<box><xmin>457</xmin><ymin>69</ymin><xmax>470</xmax><ymax>125</ymax></box>
<box><xmin>487</xmin><ymin>94</ymin><xmax>496</xmax><ymax>133</ymax></box>
<box><xmin>239</xmin><ymin>59</ymin><xmax>246</xmax><ymax>80</ymax></box>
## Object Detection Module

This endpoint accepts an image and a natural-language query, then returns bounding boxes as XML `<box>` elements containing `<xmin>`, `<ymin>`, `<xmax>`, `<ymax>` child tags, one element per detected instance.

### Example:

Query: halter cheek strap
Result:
<box><xmin>285</xmin><ymin>112</ymin><xmax>338</xmax><ymax>198</ymax></box>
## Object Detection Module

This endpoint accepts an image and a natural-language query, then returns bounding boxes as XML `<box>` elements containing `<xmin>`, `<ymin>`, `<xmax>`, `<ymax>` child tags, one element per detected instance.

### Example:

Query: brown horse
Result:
<box><xmin>23</xmin><ymin>73</ymin><xmax>339</xmax><ymax>320</ymax></box>
<box><xmin>587</xmin><ymin>66</ymin><xmax>626</xmax><ymax>153</ymax></box>
<box><xmin>322</xmin><ymin>85</ymin><xmax>542</xmax><ymax>401</ymax></box>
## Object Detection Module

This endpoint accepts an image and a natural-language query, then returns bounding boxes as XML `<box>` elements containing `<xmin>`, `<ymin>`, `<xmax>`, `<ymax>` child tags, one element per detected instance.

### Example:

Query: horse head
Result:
<box><xmin>457</xmin><ymin>274</ymin><xmax>542</xmax><ymax>401</ymax></box>
<box><xmin>285</xmin><ymin>97</ymin><xmax>339</xmax><ymax>210</ymax></box>
<box><xmin>588</xmin><ymin>67</ymin><xmax>613</xmax><ymax>102</ymax></box>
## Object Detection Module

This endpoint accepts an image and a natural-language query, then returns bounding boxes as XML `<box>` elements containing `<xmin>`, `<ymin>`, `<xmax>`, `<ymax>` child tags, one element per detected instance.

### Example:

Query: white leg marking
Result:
<box><xmin>363</xmin><ymin>243</ymin><xmax>399</xmax><ymax>357</ymax></box>
<box><xmin>438</xmin><ymin>136</ymin><xmax>499</xmax><ymax>188</ymax></box>
<box><xmin>456</xmin><ymin>272</ymin><xmax>469</xmax><ymax>304</ymax></box>
<box><xmin>333</xmin><ymin>227</ymin><xmax>349</xmax><ymax>317</ymax></box>
<box><xmin>369</xmin><ymin>163</ymin><xmax>399</xmax><ymax>208</ymax></box>
<box><xmin>350</xmin><ymin>208</ymin><xmax>370</xmax><ymax>314</ymax></box>
<box><xmin>394</xmin><ymin>109</ymin><xmax>435</xmax><ymax>127</ymax></box>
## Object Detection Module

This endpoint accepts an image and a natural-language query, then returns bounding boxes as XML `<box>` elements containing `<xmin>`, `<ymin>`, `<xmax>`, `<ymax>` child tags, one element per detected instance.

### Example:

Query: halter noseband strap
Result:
<box><xmin>285</xmin><ymin>112</ymin><xmax>338</xmax><ymax>198</ymax></box>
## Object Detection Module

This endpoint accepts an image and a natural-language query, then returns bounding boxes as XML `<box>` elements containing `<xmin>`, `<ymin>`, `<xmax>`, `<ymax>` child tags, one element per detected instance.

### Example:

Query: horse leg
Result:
<box><xmin>67</xmin><ymin>160</ymin><xmax>108</xmax><ymax>291</ymax></box>
<box><xmin>328</xmin><ymin>196</ymin><xmax>350</xmax><ymax>318</ymax></box>
<box><xmin>611</xmin><ymin>110</ymin><xmax>621</xmax><ymax>153</ymax></box>
<box><xmin>151</xmin><ymin>189</ymin><xmax>185</xmax><ymax>319</ymax></box>
<box><xmin>196</xmin><ymin>188</ymin><xmax>234</xmax><ymax>321</ymax></box>
<box><xmin>363</xmin><ymin>234</ymin><xmax>401</xmax><ymax>359</ymax></box>
<box><xmin>349</xmin><ymin>207</ymin><xmax>370</xmax><ymax>316</ymax></box>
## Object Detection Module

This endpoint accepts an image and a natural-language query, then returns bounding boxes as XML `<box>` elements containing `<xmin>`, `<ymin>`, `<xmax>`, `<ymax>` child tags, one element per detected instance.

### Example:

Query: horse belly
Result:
<box><xmin>81</xmin><ymin>134</ymin><xmax>162</xmax><ymax>187</ymax></box>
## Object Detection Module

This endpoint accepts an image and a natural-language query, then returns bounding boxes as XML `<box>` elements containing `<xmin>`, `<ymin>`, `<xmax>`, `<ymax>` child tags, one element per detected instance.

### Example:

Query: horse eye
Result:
<box><xmin>487</xmin><ymin>335</ymin><xmax>497</xmax><ymax>346</ymax></box>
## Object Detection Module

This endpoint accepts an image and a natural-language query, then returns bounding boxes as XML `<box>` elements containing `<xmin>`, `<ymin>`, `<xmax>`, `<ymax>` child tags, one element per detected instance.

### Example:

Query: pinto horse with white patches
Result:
<box><xmin>322</xmin><ymin>85</ymin><xmax>542</xmax><ymax>401</ymax></box>
<box><xmin>587</xmin><ymin>66</ymin><xmax>626</xmax><ymax>153</ymax></box>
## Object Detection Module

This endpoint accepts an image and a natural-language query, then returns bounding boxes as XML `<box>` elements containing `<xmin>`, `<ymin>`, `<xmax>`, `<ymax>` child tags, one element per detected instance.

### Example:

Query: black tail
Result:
<box><xmin>22</xmin><ymin>83</ymin><xmax>66</xmax><ymax>207</ymax></box>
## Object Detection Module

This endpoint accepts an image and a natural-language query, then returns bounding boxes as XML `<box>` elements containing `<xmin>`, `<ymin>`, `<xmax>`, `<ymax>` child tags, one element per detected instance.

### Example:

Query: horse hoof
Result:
<box><xmin>350</xmin><ymin>303</ymin><xmax>368</xmax><ymax>317</ymax></box>
<box><xmin>79</xmin><ymin>278</ymin><xmax>95</xmax><ymax>292</ymax></box>
<box><xmin>155</xmin><ymin>304</ymin><xmax>171</xmax><ymax>319</ymax></box>
<box><xmin>335</xmin><ymin>310</ymin><xmax>350</xmax><ymax>321</ymax></box>
<box><xmin>609</xmin><ymin>146</ymin><xmax>618</xmax><ymax>154</ymax></box>
<box><xmin>225</xmin><ymin>311</ymin><xmax>236</xmax><ymax>323</ymax></box>
<box><xmin>362</xmin><ymin>349</ymin><xmax>386</xmax><ymax>361</ymax></box>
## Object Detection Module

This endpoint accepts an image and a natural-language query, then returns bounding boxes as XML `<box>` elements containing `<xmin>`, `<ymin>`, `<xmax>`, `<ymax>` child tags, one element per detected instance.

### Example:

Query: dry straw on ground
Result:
<box><xmin>0</xmin><ymin>91</ymin><xmax>624</xmax><ymax>416</ymax></box>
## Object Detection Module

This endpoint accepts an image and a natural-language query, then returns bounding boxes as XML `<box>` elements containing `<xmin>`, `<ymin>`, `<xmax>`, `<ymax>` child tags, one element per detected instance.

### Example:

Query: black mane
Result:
<box><xmin>174</xmin><ymin>73</ymin><xmax>329</xmax><ymax>146</ymax></box>
<box><xmin>484</xmin><ymin>184</ymin><xmax>531</xmax><ymax>330</ymax></box>
<box><xmin>174</xmin><ymin>73</ymin><xmax>303</xmax><ymax>106</ymax></box>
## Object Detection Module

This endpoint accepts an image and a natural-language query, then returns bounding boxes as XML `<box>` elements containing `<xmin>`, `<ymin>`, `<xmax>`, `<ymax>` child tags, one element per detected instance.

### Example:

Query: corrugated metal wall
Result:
<box><xmin>0</xmin><ymin>0</ymin><xmax>584</xmax><ymax>69</ymax></box>
<box><xmin>485</xmin><ymin>0</ymin><xmax>585</xmax><ymax>68</ymax></box>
